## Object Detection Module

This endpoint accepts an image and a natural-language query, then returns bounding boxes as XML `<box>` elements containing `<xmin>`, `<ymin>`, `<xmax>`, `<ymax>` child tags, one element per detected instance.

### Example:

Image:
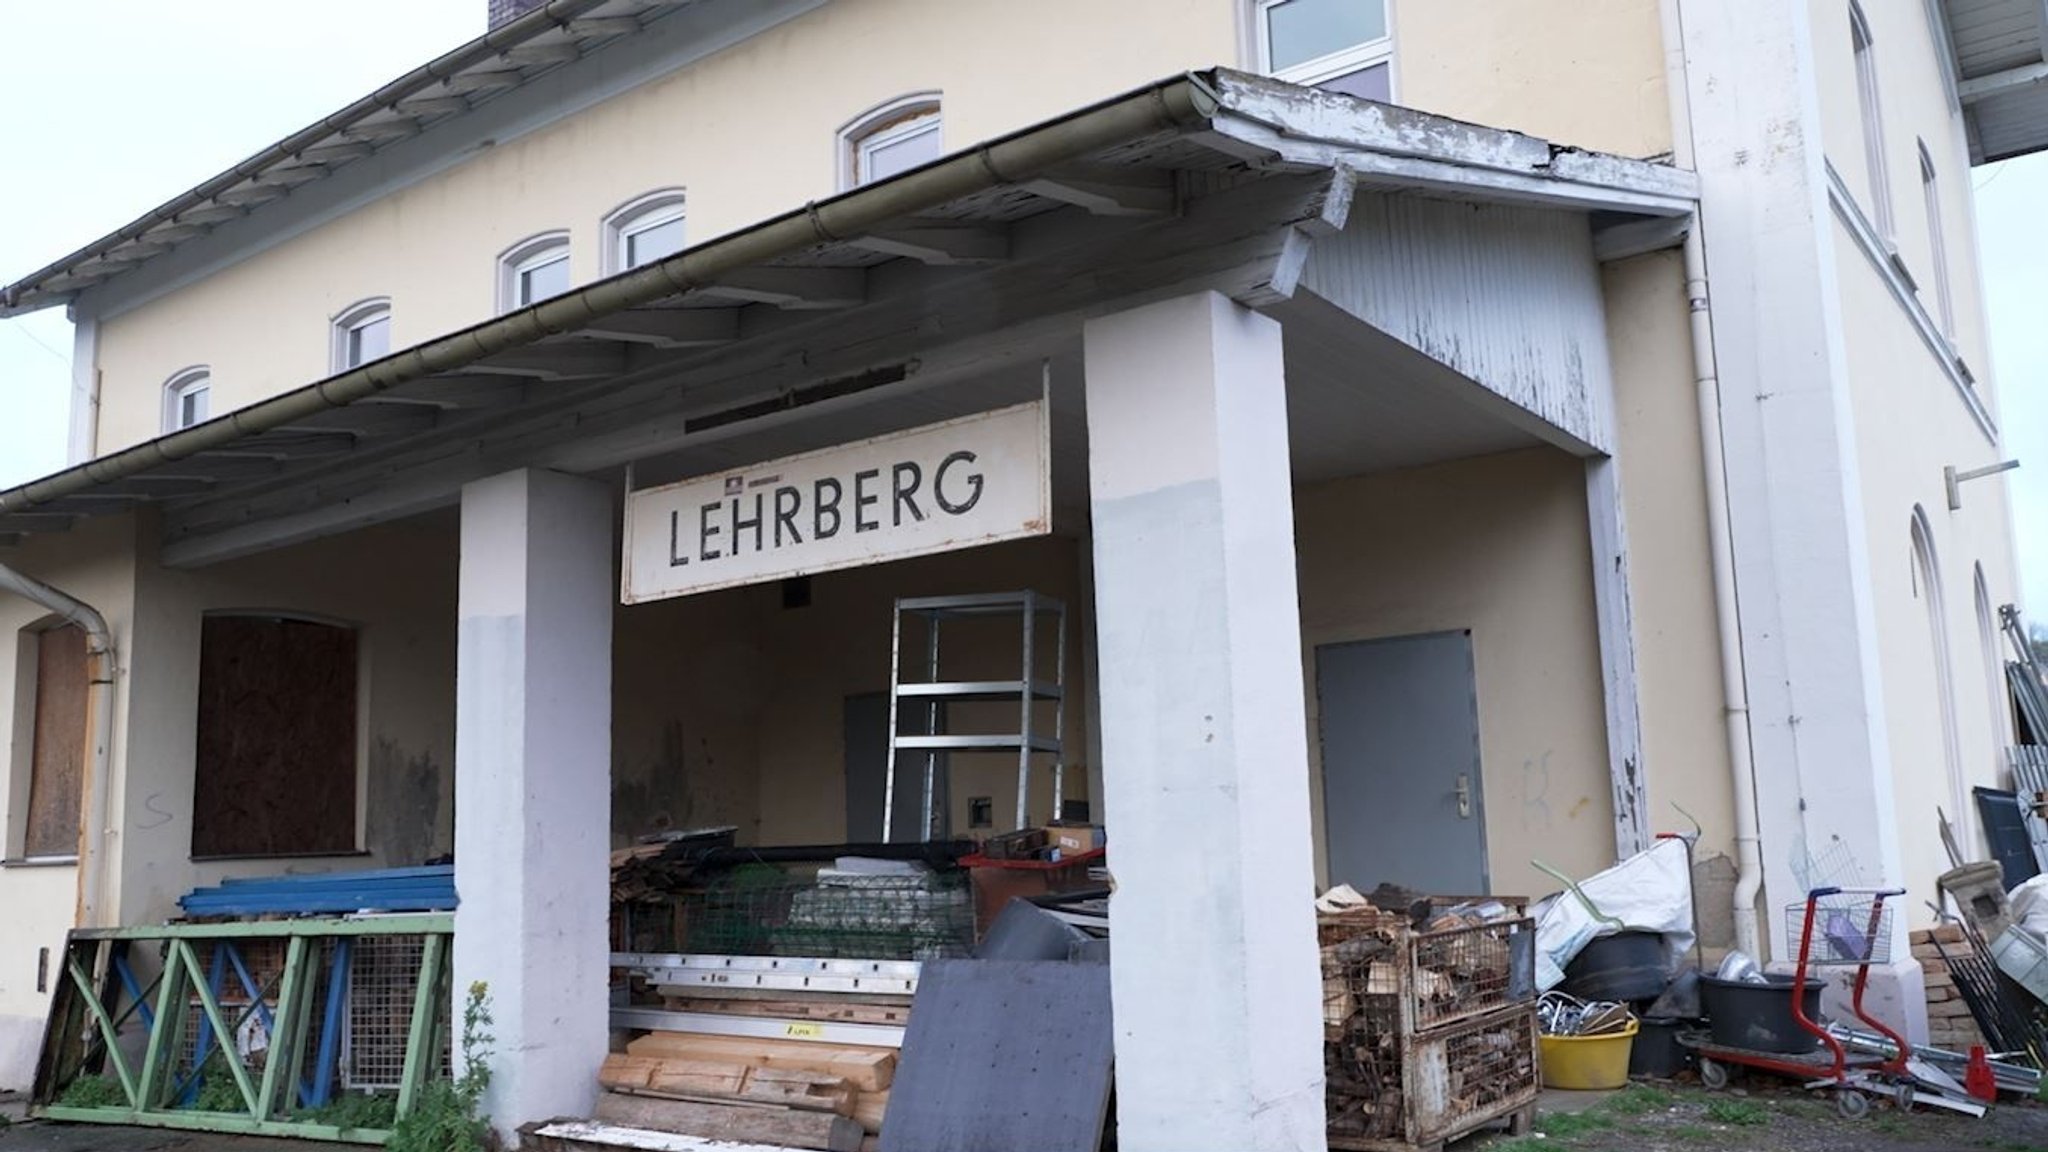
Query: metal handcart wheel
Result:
<box><xmin>1835</xmin><ymin>1089</ymin><xmax>1870</xmax><ymax>1119</ymax></box>
<box><xmin>1698</xmin><ymin>1056</ymin><xmax>1728</xmax><ymax>1090</ymax></box>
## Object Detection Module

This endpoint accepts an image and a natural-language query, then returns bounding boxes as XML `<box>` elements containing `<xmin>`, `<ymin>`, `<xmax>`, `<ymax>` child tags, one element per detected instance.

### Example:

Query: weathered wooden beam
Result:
<box><xmin>503</xmin><ymin>41</ymin><xmax>583</xmax><ymax>65</ymax></box>
<box><xmin>696</xmin><ymin>268</ymin><xmax>866</xmax><ymax>310</ymax></box>
<box><xmin>298</xmin><ymin>141</ymin><xmax>378</xmax><ymax>165</ymax></box>
<box><xmin>199</xmin><ymin>431</ymin><xmax>359</xmax><ymax>460</ymax></box>
<box><xmin>0</xmin><ymin>513</ymin><xmax>75</xmax><ymax>534</ymax></box>
<box><xmin>581</xmin><ymin>309</ymin><xmax>741</xmax><ymax>348</ymax></box>
<box><xmin>443</xmin><ymin>69</ymin><xmax>526</xmax><ymax>94</ymax></box>
<box><xmin>341</xmin><ymin>118</ymin><xmax>423</xmax><ymax>142</ymax></box>
<box><xmin>1020</xmin><ymin>168</ymin><xmax>1175</xmax><ymax>216</ymax></box>
<box><xmin>360</xmin><ymin>376</ymin><xmax>533</xmax><ymax>409</ymax></box>
<box><xmin>452</xmin><ymin>342</ymin><xmax>631</xmax><ymax>379</ymax></box>
<box><xmin>396</xmin><ymin>95</ymin><xmax>471</xmax><ymax>118</ymax></box>
<box><xmin>215</xmin><ymin>184</ymin><xmax>288</xmax><ymax>207</ymax></box>
<box><xmin>178</xmin><ymin>203</ymin><xmax>247</xmax><ymax>225</ymax></box>
<box><xmin>567</xmin><ymin>15</ymin><xmax>643</xmax><ymax>37</ymax></box>
<box><xmin>846</xmin><ymin>227</ymin><xmax>1010</xmax><ymax>266</ymax></box>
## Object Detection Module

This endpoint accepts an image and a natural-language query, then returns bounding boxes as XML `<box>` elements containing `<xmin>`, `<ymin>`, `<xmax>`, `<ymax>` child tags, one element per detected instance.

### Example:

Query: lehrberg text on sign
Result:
<box><xmin>622</xmin><ymin>401</ymin><xmax>1050</xmax><ymax>602</ymax></box>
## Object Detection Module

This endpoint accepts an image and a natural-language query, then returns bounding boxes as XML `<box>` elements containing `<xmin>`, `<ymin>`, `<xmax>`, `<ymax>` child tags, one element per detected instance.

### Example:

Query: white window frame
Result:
<box><xmin>838</xmin><ymin>92</ymin><xmax>943</xmax><ymax>191</ymax></box>
<box><xmin>331</xmin><ymin>297</ymin><xmax>393</xmax><ymax>373</ymax></box>
<box><xmin>1917</xmin><ymin>141</ymin><xmax>1955</xmax><ymax>339</ymax></box>
<box><xmin>1252</xmin><ymin>0</ymin><xmax>1396</xmax><ymax>95</ymax></box>
<box><xmin>1850</xmin><ymin>3</ymin><xmax>1895</xmax><ymax>243</ymax></box>
<box><xmin>497</xmin><ymin>230</ymin><xmax>572</xmax><ymax>314</ymax></box>
<box><xmin>163</xmin><ymin>366</ymin><xmax>211</xmax><ymax>432</ymax></box>
<box><xmin>602</xmin><ymin>189</ymin><xmax>688</xmax><ymax>276</ymax></box>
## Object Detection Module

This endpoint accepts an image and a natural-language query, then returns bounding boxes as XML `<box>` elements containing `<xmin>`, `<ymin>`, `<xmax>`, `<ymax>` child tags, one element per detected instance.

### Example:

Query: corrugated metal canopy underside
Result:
<box><xmin>0</xmin><ymin>71</ymin><xmax>1697</xmax><ymax>564</ymax></box>
<box><xmin>1945</xmin><ymin>0</ymin><xmax>2048</xmax><ymax>163</ymax></box>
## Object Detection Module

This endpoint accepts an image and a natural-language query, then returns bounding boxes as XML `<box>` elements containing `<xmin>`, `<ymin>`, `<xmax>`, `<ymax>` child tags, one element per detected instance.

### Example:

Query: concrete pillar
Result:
<box><xmin>1675</xmin><ymin>0</ymin><xmax>1920</xmax><ymax>1033</ymax></box>
<box><xmin>1083</xmin><ymin>292</ymin><xmax>1326</xmax><ymax>1152</ymax></box>
<box><xmin>454</xmin><ymin>468</ymin><xmax>613</xmax><ymax>1138</ymax></box>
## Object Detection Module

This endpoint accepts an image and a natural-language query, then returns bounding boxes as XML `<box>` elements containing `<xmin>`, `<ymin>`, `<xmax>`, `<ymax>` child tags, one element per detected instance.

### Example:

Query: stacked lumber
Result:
<box><xmin>1912</xmin><ymin>924</ymin><xmax>1990</xmax><ymax>1052</ymax></box>
<box><xmin>586</xmin><ymin>1031</ymin><xmax>896</xmax><ymax>1152</ymax></box>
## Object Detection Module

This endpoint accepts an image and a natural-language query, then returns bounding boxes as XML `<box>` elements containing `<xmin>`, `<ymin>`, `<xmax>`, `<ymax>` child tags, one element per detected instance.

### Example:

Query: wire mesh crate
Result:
<box><xmin>344</xmin><ymin>934</ymin><xmax>450</xmax><ymax>1090</ymax></box>
<box><xmin>1789</xmin><ymin>895</ymin><xmax>1896</xmax><ymax>966</ymax></box>
<box><xmin>1321</xmin><ymin>899</ymin><xmax>1539</xmax><ymax>1150</ymax></box>
<box><xmin>1325</xmin><ymin>1004</ymin><xmax>1539</xmax><ymax>1151</ymax></box>
<box><xmin>1319</xmin><ymin>899</ymin><xmax>1536</xmax><ymax>1035</ymax></box>
<box><xmin>677</xmin><ymin>864</ymin><xmax>973</xmax><ymax>960</ymax></box>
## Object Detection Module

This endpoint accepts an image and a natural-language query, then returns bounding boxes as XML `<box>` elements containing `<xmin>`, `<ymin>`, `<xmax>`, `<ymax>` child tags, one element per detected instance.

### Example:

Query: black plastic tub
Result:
<box><xmin>1628</xmin><ymin>1016</ymin><xmax>1694</xmax><ymax>1078</ymax></box>
<box><xmin>1562</xmin><ymin>931</ymin><xmax>1669</xmax><ymax>1002</ymax></box>
<box><xmin>1699</xmin><ymin>974</ymin><xmax>1825</xmax><ymax>1054</ymax></box>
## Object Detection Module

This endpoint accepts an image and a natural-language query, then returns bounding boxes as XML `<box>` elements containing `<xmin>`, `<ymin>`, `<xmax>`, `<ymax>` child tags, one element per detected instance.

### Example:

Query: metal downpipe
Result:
<box><xmin>1661</xmin><ymin>0</ymin><xmax>1765</xmax><ymax>959</ymax></box>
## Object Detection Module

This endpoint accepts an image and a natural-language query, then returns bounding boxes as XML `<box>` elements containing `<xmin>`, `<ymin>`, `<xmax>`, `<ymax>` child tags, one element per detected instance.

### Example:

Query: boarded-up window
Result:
<box><xmin>192</xmin><ymin>616</ymin><xmax>359</xmax><ymax>859</ymax></box>
<box><xmin>24</xmin><ymin>624</ymin><xmax>88</xmax><ymax>858</ymax></box>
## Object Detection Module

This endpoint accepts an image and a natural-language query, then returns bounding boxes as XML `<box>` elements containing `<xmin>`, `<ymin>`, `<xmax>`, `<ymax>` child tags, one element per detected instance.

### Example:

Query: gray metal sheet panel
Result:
<box><xmin>879</xmin><ymin>959</ymin><xmax>1112</xmax><ymax>1152</ymax></box>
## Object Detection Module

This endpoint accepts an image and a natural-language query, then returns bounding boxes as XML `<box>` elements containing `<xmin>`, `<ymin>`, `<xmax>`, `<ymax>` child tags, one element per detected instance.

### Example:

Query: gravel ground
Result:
<box><xmin>1464</xmin><ymin>1079</ymin><xmax>2048</xmax><ymax>1152</ymax></box>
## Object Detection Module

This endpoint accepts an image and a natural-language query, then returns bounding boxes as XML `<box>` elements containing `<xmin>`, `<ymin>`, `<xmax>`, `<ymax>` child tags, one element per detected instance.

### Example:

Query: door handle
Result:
<box><xmin>1455</xmin><ymin>773</ymin><xmax>1472</xmax><ymax>819</ymax></box>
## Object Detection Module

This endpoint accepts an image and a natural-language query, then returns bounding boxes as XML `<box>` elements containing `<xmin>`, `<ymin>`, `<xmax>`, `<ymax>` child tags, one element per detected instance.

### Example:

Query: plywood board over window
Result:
<box><xmin>25</xmin><ymin>624</ymin><xmax>88</xmax><ymax>858</ymax></box>
<box><xmin>192</xmin><ymin>615</ymin><xmax>359</xmax><ymax>859</ymax></box>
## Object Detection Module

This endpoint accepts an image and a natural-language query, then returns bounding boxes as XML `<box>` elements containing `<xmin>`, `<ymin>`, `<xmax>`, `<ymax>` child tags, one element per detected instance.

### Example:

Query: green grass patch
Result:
<box><xmin>1703</xmin><ymin>1098</ymin><xmax>1770</xmax><ymax>1127</ymax></box>
<box><xmin>1602</xmin><ymin>1084</ymin><xmax>1676</xmax><ymax>1115</ymax></box>
<box><xmin>298</xmin><ymin>1092</ymin><xmax>399</xmax><ymax>1131</ymax></box>
<box><xmin>1534</xmin><ymin>1109</ymin><xmax>1617</xmax><ymax>1139</ymax></box>
<box><xmin>55</xmin><ymin>1076</ymin><xmax>127</xmax><ymax>1109</ymax></box>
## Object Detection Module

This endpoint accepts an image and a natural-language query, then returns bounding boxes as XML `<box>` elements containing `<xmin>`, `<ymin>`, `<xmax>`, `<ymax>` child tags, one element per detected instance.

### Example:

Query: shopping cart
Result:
<box><xmin>1685</xmin><ymin>886</ymin><xmax>1912</xmax><ymax>1117</ymax></box>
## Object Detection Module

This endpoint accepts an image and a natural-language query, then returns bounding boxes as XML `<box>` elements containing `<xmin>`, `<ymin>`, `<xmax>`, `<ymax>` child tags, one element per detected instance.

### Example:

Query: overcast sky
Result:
<box><xmin>0</xmin><ymin>2</ymin><xmax>2043</xmax><ymax>619</ymax></box>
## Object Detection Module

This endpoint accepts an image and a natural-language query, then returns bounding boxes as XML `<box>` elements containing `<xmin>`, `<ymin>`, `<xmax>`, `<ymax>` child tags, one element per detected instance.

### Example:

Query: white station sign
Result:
<box><xmin>622</xmin><ymin>401</ymin><xmax>1051</xmax><ymax>603</ymax></box>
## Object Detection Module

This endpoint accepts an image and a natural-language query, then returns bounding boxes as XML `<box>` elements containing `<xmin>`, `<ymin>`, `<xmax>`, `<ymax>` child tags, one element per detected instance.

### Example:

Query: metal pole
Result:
<box><xmin>1017</xmin><ymin>595</ymin><xmax>1037</xmax><ymax>830</ymax></box>
<box><xmin>1052</xmin><ymin>599</ymin><xmax>1068</xmax><ymax>824</ymax></box>
<box><xmin>922</xmin><ymin>614</ymin><xmax>942</xmax><ymax>841</ymax></box>
<box><xmin>882</xmin><ymin>601</ymin><xmax>905</xmax><ymax>843</ymax></box>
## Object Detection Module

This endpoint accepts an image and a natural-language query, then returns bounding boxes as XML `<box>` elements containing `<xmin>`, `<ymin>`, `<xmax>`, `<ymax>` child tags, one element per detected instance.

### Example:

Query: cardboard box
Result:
<box><xmin>1045</xmin><ymin>824</ymin><xmax>1105</xmax><ymax>858</ymax></box>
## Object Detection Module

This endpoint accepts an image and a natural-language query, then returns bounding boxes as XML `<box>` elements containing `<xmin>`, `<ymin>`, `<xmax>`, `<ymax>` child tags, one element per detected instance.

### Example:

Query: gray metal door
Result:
<box><xmin>844</xmin><ymin>693</ymin><xmax>946</xmax><ymax>842</ymax></box>
<box><xmin>1315</xmin><ymin>631</ymin><xmax>1487</xmax><ymax>894</ymax></box>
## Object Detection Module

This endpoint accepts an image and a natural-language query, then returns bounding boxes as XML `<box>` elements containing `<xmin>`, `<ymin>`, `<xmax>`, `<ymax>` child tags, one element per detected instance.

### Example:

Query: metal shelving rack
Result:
<box><xmin>883</xmin><ymin>591</ymin><xmax>1066</xmax><ymax>842</ymax></box>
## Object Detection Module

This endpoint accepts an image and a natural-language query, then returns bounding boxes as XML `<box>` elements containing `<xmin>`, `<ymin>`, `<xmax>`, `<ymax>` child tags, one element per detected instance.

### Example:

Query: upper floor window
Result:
<box><xmin>1917</xmin><ymin>141</ymin><xmax>1955</xmax><ymax>338</ymax></box>
<box><xmin>332</xmin><ymin>298</ymin><xmax>392</xmax><ymax>372</ymax></box>
<box><xmin>1256</xmin><ymin>0</ymin><xmax>1393</xmax><ymax>102</ymax></box>
<box><xmin>164</xmin><ymin>367</ymin><xmax>211</xmax><ymax>432</ymax></box>
<box><xmin>604</xmin><ymin>190</ymin><xmax>688</xmax><ymax>275</ymax></box>
<box><xmin>840</xmin><ymin>94</ymin><xmax>943</xmax><ymax>189</ymax></box>
<box><xmin>498</xmin><ymin>231</ymin><xmax>571</xmax><ymax>313</ymax></box>
<box><xmin>1850</xmin><ymin>3</ymin><xmax>1895</xmax><ymax>240</ymax></box>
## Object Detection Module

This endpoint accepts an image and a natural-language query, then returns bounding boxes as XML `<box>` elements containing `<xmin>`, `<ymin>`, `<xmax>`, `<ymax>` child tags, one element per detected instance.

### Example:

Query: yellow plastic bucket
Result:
<box><xmin>1539</xmin><ymin>1018</ymin><xmax>1639</xmax><ymax>1090</ymax></box>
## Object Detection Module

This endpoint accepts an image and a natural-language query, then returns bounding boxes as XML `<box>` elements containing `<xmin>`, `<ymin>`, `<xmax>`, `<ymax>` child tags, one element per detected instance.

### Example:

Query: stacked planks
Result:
<box><xmin>592</xmin><ymin>1030</ymin><xmax>896</xmax><ymax>1152</ymax></box>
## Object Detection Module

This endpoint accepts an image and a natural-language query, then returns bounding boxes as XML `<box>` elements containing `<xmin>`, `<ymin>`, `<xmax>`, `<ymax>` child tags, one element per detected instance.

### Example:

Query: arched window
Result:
<box><xmin>1850</xmin><ymin>2</ymin><xmax>1895</xmax><ymax>239</ymax></box>
<box><xmin>1911</xmin><ymin>507</ymin><xmax>1968</xmax><ymax>844</ymax></box>
<box><xmin>332</xmin><ymin>298</ymin><xmax>392</xmax><ymax>372</ymax></box>
<box><xmin>839</xmin><ymin>93</ymin><xmax>942</xmax><ymax>190</ymax></box>
<box><xmin>603</xmin><ymin>190</ymin><xmax>687</xmax><ymax>274</ymax></box>
<box><xmin>497</xmin><ymin>231</ymin><xmax>571</xmax><ymax>313</ymax></box>
<box><xmin>163</xmin><ymin>367</ymin><xmax>211</xmax><ymax>432</ymax></box>
<box><xmin>1974</xmin><ymin>564</ymin><xmax>2012</xmax><ymax>753</ymax></box>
